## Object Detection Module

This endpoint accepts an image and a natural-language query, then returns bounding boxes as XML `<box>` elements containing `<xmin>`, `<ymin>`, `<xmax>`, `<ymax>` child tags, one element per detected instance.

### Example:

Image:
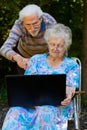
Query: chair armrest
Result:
<box><xmin>72</xmin><ymin>90</ymin><xmax>85</xmax><ymax>98</ymax></box>
<box><xmin>75</xmin><ymin>91</ymin><xmax>85</xmax><ymax>95</ymax></box>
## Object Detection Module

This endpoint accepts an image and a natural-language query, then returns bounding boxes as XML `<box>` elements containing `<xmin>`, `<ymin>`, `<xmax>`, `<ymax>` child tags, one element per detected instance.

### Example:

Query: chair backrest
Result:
<box><xmin>71</xmin><ymin>57</ymin><xmax>81</xmax><ymax>90</ymax></box>
<box><xmin>71</xmin><ymin>57</ymin><xmax>82</xmax><ymax>113</ymax></box>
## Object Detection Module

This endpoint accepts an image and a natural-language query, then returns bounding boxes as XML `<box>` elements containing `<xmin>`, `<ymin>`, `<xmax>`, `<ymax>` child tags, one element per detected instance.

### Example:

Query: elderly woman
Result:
<box><xmin>2</xmin><ymin>24</ymin><xmax>80</xmax><ymax>130</ymax></box>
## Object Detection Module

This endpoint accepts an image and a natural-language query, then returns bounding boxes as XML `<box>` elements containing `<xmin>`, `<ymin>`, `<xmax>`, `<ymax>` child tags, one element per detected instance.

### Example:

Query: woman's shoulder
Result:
<box><xmin>64</xmin><ymin>57</ymin><xmax>79</xmax><ymax>67</ymax></box>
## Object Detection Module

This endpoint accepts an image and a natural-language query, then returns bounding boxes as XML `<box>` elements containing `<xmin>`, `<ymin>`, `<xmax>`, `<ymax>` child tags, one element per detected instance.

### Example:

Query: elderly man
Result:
<box><xmin>0</xmin><ymin>4</ymin><xmax>57</xmax><ymax>74</ymax></box>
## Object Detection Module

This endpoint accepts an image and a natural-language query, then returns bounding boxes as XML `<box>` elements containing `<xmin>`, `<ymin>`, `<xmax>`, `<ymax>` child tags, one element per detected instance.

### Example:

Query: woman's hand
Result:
<box><xmin>13</xmin><ymin>54</ymin><xmax>30</xmax><ymax>70</ymax></box>
<box><xmin>66</xmin><ymin>86</ymin><xmax>76</xmax><ymax>98</ymax></box>
<box><xmin>61</xmin><ymin>86</ymin><xmax>76</xmax><ymax>106</ymax></box>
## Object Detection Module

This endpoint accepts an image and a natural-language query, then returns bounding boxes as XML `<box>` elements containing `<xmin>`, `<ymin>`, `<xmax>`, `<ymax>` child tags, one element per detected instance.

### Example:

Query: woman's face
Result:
<box><xmin>48</xmin><ymin>37</ymin><xmax>66</xmax><ymax>59</ymax></box>
<box><xmin>23</xmin><ymin>14</ymin><xmax>42</xmax><ymax>37</ymax></box>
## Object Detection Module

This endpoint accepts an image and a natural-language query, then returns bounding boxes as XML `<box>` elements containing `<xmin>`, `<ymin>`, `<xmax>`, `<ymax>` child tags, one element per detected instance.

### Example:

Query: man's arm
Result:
<box><xmin>0</xmin><ymin>19</ymin><xmax>22</xmax><ymax>61</ymax></box>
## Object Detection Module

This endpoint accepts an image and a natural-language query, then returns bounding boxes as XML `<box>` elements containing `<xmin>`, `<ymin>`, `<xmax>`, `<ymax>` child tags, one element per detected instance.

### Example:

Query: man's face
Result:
<box><xmin>23</xmin><ymin>14</ymin><xmax>42</xmax><ymax>37</ymax></box>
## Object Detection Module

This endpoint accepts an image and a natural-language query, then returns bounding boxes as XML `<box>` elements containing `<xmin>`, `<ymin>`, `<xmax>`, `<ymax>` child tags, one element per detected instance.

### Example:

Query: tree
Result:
<box><xmin>82</xmin><ymin>0</ymin><xmax>87</xmax><ymax>100</ymax></box>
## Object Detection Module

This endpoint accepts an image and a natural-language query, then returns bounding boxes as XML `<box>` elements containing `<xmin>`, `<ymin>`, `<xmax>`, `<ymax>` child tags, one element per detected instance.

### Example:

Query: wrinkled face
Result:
<box><xmin>23</xmin><ymin>14</ymin><xmax>42</xmax><ymax>37</ymax></box>
<box><xmin>48</xmin><ymin>37</ymin><xmax>66</xmax><ymax>58</ymax></box>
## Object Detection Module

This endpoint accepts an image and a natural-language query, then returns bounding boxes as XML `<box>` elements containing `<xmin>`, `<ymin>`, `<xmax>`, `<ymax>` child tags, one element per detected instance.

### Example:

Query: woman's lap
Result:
<box><xmin>2</xmin><ymin>106</ymin><xmax>69</xmax><ymax>130</ymax></box>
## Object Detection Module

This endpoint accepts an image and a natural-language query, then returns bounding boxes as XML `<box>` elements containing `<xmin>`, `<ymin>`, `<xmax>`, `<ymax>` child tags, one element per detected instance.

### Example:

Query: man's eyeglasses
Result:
<box><xmin>23</xmin><ymin>17</ymin><xmax>42</xmax><ymax>29</ymax></box>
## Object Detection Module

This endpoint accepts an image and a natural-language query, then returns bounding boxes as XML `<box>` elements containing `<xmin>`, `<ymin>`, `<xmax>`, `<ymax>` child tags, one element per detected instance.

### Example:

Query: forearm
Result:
<box><xmin>12</xmin><ymin>54</ymin><xmax>23</xmax><ymax>62</ymax></box>
<box><xmin>0</xmin><ymin>45</ymin><xmax>18</xmax><ymax>61</ymax></box>
<box><xmin>61</xmin><ymin>86</ymin><xmax>76</xmax><ymax>106</ymax></box>
<box><xmin>12</xmin><ymin>54</ymin><xmax>29</xmax><ymax>69</ymax></box>
<box><xmin>66</xmin><ymin>86</ymin><xmax>76</xmax><ymax>98</ymax></box>
<box><xmin>0</xmin><ymin>35</ymin><xmax>19</xmax><ymax>61</ymax></box>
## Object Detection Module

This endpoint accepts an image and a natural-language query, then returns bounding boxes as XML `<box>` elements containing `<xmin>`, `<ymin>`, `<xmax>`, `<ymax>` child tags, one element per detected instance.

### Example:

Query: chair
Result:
<box><xmin>69</xmin><ymin>57</ymin><xmax>85</xmax><ymax>130</ymax></box>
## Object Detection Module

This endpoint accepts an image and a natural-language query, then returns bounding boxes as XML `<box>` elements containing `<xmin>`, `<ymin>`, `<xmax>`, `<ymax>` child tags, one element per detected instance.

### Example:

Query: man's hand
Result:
<box><xmin>13</xmin><ymin>54</ymin><xmax>29</xmax><ymax>70</ymax></box>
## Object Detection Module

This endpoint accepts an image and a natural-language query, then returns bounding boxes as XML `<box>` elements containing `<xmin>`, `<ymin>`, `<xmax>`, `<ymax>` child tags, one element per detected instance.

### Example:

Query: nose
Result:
<box><xmin>53</xmin><ymin>46</ymin><xmax>58</xmax><ymax>51</ymax></box>
<box><xmin>29</xmin><ymin>24</ymin><xmax>35</xmax><ymax>31</ymax></box>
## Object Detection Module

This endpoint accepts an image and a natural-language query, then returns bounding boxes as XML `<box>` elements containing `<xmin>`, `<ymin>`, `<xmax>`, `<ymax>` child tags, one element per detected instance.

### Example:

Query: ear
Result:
<box><xmin>39</xmin><ymin>17</ymin><xmax>42</xmax><ymax>22</ymax></box>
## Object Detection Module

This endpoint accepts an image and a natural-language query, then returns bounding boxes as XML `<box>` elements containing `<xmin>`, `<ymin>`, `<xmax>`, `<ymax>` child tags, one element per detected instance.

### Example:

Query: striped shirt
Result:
<box><xmin>0</xmin><ymin>13</ymin><xmax>57</xmax><ymax>60</ymax></box>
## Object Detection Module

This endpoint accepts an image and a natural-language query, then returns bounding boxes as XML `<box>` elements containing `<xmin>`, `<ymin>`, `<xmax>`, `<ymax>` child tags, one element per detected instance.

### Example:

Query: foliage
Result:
<box><xmin>0</xmin><ymin>0</ymin><xmax>20</xmax><ymax>43</ymax></box>
<box><xmin>0</xmin><ymin>78</ymin><xmax>7</xmax><ymax>102</ymax></box>
<box><xmin>40</xmin><ymin>0</ymin><xmax>83</xmax><ymax>58</ymax></box>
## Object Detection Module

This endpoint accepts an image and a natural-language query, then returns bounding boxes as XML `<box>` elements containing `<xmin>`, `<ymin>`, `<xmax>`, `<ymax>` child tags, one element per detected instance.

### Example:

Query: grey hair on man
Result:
<box><xmin>44</xmin><ymin>23</ymin><xmax>72</xmax><ymax>50</ymax></box>
<box><xmin>19</xmin><ymin>4</ymin><xmax>43</xmax><ymax>20</ymax></box>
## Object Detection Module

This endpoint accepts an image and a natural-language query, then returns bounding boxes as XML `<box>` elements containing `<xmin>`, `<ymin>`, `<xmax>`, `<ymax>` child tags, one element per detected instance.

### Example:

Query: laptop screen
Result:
<box><xmin>5</xmin><ymin>74</ymin><xmax>66</xmax><ymax>107</ymax></box>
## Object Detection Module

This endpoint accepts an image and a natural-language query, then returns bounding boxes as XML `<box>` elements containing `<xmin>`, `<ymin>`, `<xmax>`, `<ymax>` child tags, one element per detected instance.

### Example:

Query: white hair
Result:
<box><xmin>19</xmin><ymin>4</ymin><xmax>43</xmax><ymax>20</ymax></box>
<box><xmin>44</xmin><ymin>23</ymin><xmax>72</xmax><ymax>49</ymax></box>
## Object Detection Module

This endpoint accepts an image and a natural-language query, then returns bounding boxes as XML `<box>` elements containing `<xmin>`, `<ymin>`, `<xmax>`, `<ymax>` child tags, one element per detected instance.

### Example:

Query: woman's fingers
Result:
<box><xmin>61</xmin><ymin>95</ymin><xmax>72</xmax><ymax>106</ymax></box>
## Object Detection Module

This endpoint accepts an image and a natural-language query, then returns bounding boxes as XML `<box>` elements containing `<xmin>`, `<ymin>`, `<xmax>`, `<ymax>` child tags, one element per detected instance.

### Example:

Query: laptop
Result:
<box><xmin>5</xmin><ymin>74</ymin><xmax>66</xmax><ymax>107</ymax></box>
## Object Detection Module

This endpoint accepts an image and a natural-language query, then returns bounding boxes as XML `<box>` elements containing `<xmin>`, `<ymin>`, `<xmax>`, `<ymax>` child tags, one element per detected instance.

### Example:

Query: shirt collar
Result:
<box><xmin>40</xmin><ymin>18</ymin><xmax>46</xmax><ymax>32</ymax></box>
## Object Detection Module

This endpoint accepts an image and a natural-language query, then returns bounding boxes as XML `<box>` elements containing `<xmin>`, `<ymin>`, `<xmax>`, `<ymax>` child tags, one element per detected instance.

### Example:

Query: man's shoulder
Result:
<box><xmin>42</xmin><ymin>12</ymin><xmax>57</xmax><ymax>23</ymax></box>
<box><xmin>14</xmin><ymin>18</ymin><xmax>22</xmax><ymax>25</ymax></box>
<box><xmin>42</xmin><ymin>12</ymin><xmax>53</xmax><ymax>18</ymax></box>
<box><xmin>13</xmin><ymin>18</ymin><xmax>24</xmax><ymax>32</ymax></box>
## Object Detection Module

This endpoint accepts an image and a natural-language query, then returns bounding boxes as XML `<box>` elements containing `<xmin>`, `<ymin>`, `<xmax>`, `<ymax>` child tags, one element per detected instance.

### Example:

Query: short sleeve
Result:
<box><xmin>66</xmin><ymin>63</ymin><xmax>80</xmax><ymax>88</ymax></box>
